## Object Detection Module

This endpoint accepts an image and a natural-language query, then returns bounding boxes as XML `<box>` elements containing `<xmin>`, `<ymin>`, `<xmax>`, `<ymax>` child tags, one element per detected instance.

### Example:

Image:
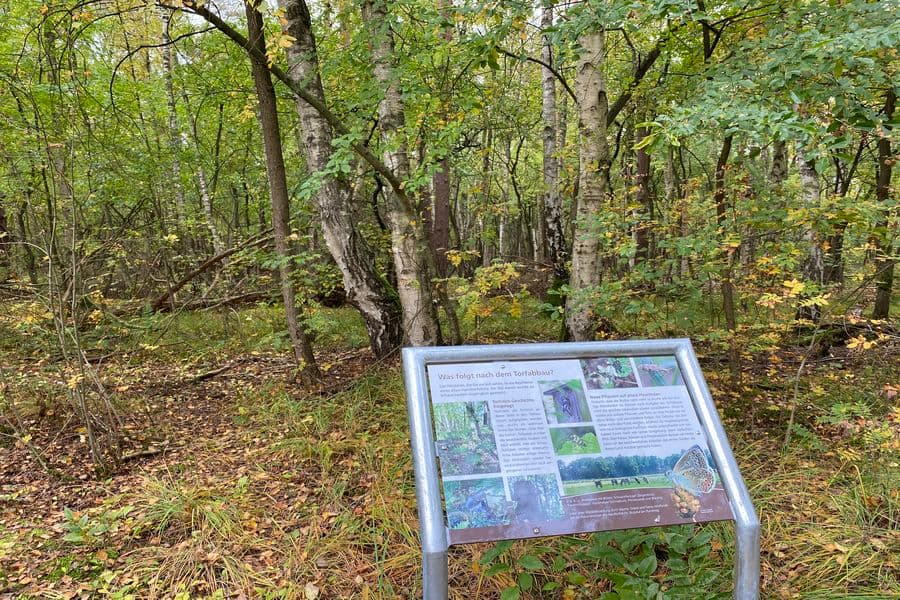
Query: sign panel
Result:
<box><xmin>403</xmin><ymin>341</ymin><xmax>759</xmax><ymax>600</ymax></box>
<box><xmin>427</xmin><ymin>356</ymin><xmax>734</xmax><ymax>544</ymax></box>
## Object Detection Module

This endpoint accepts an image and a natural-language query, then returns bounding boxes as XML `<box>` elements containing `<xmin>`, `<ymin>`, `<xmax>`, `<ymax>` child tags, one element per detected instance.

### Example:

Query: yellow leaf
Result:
<box><xmin>508</xmin><ymin>299</ymin><xmax>522</xmax><ymax>319</ymax></box>
<box><xmin>782</xmin><ymin>279</ymin><xmax>806</xmax><ymax>297</ymax></box>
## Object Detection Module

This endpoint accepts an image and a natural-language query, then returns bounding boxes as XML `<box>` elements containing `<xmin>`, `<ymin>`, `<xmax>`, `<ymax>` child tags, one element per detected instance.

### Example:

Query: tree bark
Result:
<box><xmin>714</xmin><ymin>135</ymin><xmax>737</xmax><ymax>332</ymax></box>
<box><xmin>713</xmin><ymin>135</ymin><xmax>741</xmax><ymax>382</ymax></box>
<box><xmin>796</xmin><ymin>150</ymin><xmax>824</xmax><ymax>323</ymax></box>
<box><xmin>431</xmin><ymin>159</ymin><xmax>452</xmax><ymax>276</ymax></box>
<box><xmin>429</xmin><ymin>0</ymin><xmax>453</xmax><ymax>278</ymax></box>
<box><xmin>0</xmin><ymin>200</ymin><xmax>11</xmax><ymax>282</ymax></box>
<box><xmin>278</xmin><ymin>0</ymin><xmax>402</xmax><ymax>357</ymax></box>
<box><xmin>665</xmin><ymin>145</ymin><xmax>689</xmax><ymax>278</ymax></box>
<box><xmin>362</xmin><ymin>0</ymin><xmax>442</xmax><ymax>347</ymax></box>
<box><xmin>565</xmin><ymin>29</ymin><xmax>610</xmax><ymax>341</ymax></box>
<box><xmin>770</xmin><ymin>139</ymin><xmax>787</xmax><ymax>184</ymax></box>
<box><xmin>160</xmin><ymin>9</ymin><xmax>186</xmax><ymax>230</ymax></box>
<box><xmin>634</xmin><ymin>125</ymin><xmax>652</xmax><ymax>263</ymax></box>
<box><xmin>245</xmin><ymin>2</ymin><xmax>319</xmax><ymax>381</ymax></box>
<box><xmin>873</xmin><ymin>89</ymin><xmax>895</xmax><ymax>318</ymax></box>
<box><xmin>541</xmin><ymin>2</ymin><xmax>567</xmax><ymax>281</ymax></box>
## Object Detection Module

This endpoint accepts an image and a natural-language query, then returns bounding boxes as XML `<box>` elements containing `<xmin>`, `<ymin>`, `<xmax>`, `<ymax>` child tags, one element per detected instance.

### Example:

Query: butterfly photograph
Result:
<box><xmin>666</xmin><ymin>444</ymin><xmax>717</xmax><ymax>496</ymax></box>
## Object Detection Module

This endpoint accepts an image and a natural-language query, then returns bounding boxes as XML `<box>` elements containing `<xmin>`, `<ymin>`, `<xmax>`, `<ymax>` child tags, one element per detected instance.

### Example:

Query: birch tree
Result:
<box><xmin>566</xmin><ymin>28</ymin><xmax>610</xmax><ymax>341</ymax></box>
<box><xmin>541</xmin><ymin>2</ymin><xmax>567</xmax><ymax>282</ymax></box>
<box><xmin>361</xmin><ymin>0</ymin><xmax>442</xmax><ymax>346</ymax></box>
<box><xmin>278</xmin><ymin>0</ymin><xmax>402</xmax><ymax>357</ymax></box>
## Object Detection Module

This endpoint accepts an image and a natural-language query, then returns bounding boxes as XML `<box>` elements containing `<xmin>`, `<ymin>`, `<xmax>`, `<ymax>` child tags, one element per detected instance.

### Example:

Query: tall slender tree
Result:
<box><xmin>566</xmin><ymin>27</ymin><xmax>609</xmax><ymax>341</ymax></box>
<box><xmin>873</xmin><ymin>88</ymin><xmax>896</xmax><ymax>319</ymax></box>
<box><xmin>362</xmin><ymin>0</ymin><xmax>442</xmax><ymax>346</ymax></box>
<box><xmin>278</xmin><ymin>0</ymin><xmax>402</xmax><ymax>357</ymax></box>
<box><xmin>245</xmin><ymin>0</ymin><xmax>319</xmax><ymax>381</ymax></box>
<box><xmin>541</xmin><ymin>1</ymin><xmax>567</xmax><ymax>282</ymax></box>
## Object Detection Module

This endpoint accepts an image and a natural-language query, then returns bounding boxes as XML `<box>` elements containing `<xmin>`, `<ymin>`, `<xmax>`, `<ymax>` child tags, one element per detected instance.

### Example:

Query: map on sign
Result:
<box><xmin>427</xmin><ymin>356</ymin><xmax>734</xmax><ymax>544</ymax></box>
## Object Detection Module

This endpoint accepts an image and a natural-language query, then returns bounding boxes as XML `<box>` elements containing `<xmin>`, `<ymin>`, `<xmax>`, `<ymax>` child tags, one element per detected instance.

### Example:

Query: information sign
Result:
<box><xmin>429</xmin><ymin>355</ymin><xmax>733</xmax><ymax>544</ymax></box>
<box><xmin>403</xmin><ymin>340</ymin><xmax>759</xmax><ymax>600</ymax></box>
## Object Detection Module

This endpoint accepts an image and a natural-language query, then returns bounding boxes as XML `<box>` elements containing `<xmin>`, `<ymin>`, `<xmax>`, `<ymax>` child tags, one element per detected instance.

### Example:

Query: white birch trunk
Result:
<box><xmin>279</xmin><ymin>0</ymin><xmax>402</xmax><ymax>356</ymax></box>
<box><xmin>565</xmin><ymin>29</ymin><xmax>609</xmax><ymax>341</ymax></box>
<box><xmin>541</xmin><ymin>2</ymin><xmax>567</xmax><ymax>279</ymax></box>
<box><xmin>160</xmin><ymin>9</ymin><xmax>186</xmax><ymax>229</ymax></box>
<box><xmin>363</xmin><ymin>0</ymin><xmax>440</xmax><ymax>346</ymax></box>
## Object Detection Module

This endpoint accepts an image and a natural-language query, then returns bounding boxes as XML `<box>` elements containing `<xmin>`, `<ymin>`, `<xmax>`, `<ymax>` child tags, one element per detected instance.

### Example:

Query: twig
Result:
<box><xmin>190</xmin><ymin>359</ymin><xmax>242</xmax><ymax>383</ymax></box>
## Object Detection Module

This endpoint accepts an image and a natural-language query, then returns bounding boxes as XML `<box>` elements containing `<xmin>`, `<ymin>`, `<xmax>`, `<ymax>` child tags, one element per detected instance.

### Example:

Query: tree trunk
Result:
<box><xmin>714</xmin><ymin>135</ymin><xmax>737</xmax><ymax>332</ymax></box>
<box><xmin>430</xmin><ymin>0</ymin><xmax>453</xmax><ymax>278</ymax></box>
<box><xmin>431</xmin><ymin>159</ymin><xmax>452</xmax><ymax>276</ymax></box>
<box><xmin>541</xmin><ymin>2</ymin><xmax>567</xmax><ymax>281</ymax></box>
<box><xmin>873</xmin><ymin>89</ymin><xmax>895</xmax><ymax>319</ymax></box>
<box><xmin>665</xmin><ymin>145</ymin><xmax>689</xmax><ymax>278</ymax></box>
<box><xmin>16</xmin><ymin>195</ymin><xmax>38</xmax><ymax>285</ymax></box>
<box><xmin>245</xmin><ymin>2</ymin><xmax>319</xmax><ymax>381</ymax></box>
<box><xmin>565</xmin><ymin>29</ymin><xmax>609</xmax><ymax>342</ymax></box>
<box><xmin>480</xmin><ymin>126</ymin><xmax>495</xmax><ymax>267</ymax></box>
<box><xmin>796</xmin><ymin>150</ymin><xmax>824</xmax><ymax>323</ymax></box>
<box><xmin>770</xmin><ymin>139</ymin><xmax>787</xmax><ymax>184</ymax></box>
<box><xmin>362</xmin><ymin>0</ymin><xmax>441</xmax><ymax>347</ymax></box>
<box><xmin>634</xmin><ymin>125</ymin><xmax>652</xmax><ymax>263</ymax></box>
<box><xmin>278</xmin><ymin>0</ymin><xmax>402</xmax><ymax>357</ymax></box>
<box><xmin>160</xmin><ymin>9</ymin><xmax>186</xmax><ymax>230</ymax></box>
<box><xmin>182</xmin><ymin>92</ymin><xmax>226</xmax><ymax>256</ymax></box>
<box><xmin>713</xmin><ymin>135</ymin><xmax>741</xmax><ymax>382</ymax></box>
<box><xmin>0</xmin><ymin>200</ymin><xmax>11</xmax><ymax>282</ymax></box>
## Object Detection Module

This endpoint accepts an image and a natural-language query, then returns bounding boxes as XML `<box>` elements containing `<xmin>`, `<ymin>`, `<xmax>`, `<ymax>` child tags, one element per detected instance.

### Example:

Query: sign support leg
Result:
<box><xmin>423</xmin><ymin>551</ymin><xmax>448</xmax><ymax>600</ymax></box>
<box><xmin>734</xmin><ymin>515</ymin><xmax>760</xmax><ymax>599</ymax></box>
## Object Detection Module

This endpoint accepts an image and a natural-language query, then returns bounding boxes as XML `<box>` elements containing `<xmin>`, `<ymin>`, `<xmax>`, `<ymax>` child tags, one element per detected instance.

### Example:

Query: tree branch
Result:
<box><xmin>498</xmin><ymin>47</ymin><xmax>577</xmax><ymax>103</ymax></box>
<box><xmin>607</xmin><ymin>39</ymin><xmax>663</xmax><ymax>123</ymax></box>
<box><xmin>170</xmin><ymin>1</ymin><xmax>416</xmax><ymax>214</ymax></box>
<box><xmin>150</xmin><ymin>230</ymin><xmax>273</xmax><ymax>312</ymax></box>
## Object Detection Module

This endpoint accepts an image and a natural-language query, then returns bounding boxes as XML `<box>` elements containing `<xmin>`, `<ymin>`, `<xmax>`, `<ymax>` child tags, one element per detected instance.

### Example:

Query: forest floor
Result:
<box><xmin>0</xmin><ymin>302</ymin><xmax>897</xmax><ymax>599</ymax></box>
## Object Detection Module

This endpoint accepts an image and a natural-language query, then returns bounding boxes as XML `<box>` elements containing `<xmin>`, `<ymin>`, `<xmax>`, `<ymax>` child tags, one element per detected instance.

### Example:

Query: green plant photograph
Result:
<box><xmin>433</xmin><ymin>401</ymin><xmax>500</xmax><ymax>476</ymax></box>
<box><xmin>549</xmin><ymin>426</ymin><xmax>602</xmax><ymax>456</ymax></box>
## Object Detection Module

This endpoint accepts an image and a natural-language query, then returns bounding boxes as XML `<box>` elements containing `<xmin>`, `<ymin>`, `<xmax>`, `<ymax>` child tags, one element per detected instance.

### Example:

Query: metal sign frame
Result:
<box><xmin>403</xmin><ymin>339</ymin><xmax>759</xmax><ymax>600</ymax></box>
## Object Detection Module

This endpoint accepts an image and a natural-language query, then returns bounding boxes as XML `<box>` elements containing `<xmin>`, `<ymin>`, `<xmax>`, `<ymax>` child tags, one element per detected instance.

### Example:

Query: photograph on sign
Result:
<box><xmin>427</xmin><ymin>356</ymin><xmax>734</xmax><ymax>544</ymax></box>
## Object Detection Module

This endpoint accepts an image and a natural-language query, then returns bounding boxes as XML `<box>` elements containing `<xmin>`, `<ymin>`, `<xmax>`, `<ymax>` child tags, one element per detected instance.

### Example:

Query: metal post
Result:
<box><xmin>676</xmin><ymin>342</ymin><xmax>760</xmax><ymax>599</ymax></box>
<box><xmin>403</xmin><ymin>348</ymin><xmax>449</xmax><ymax>600</ymax></box>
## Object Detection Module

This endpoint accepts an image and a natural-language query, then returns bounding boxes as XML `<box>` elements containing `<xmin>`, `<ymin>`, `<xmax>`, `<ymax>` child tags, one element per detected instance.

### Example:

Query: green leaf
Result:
<box><xmin>499</xmin><ymin>586</ymin><xmax>520</xmax><ymax>600</ymax></box>
<box><xmin>631</xmin><ymin>553</ymin><xmax>657</xmax><ymax>578</ymax></box>
<box><xmin>517</xmin><ymin>554</ymin><xmax>543</xmax><ymax>570</ymax></box>
<box><xmin>480</xmin><ymin>540</ymin><xmax>513</xmax><ymax>564</ymax></box>
<box><xmin>517</xmin><ymin>572</ymin><xmax>533</xmax><ymax>591</ymax></box>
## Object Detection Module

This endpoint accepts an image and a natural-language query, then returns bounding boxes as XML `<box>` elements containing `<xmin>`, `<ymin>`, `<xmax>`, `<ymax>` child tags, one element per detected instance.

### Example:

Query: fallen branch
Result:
<box><xmin>191</xmin><ymin>359</ymin><xmax>242</xmax><ymax>383</ymax></box>
<box><xmin>150</xmin><ymin>231</ymin><xmax>273</xmax><ymax>312</ymax></box>
<box><xmin>185</xmin><ymin>291</ymin><xmax>277</xmax><ymax>311</ymax></box>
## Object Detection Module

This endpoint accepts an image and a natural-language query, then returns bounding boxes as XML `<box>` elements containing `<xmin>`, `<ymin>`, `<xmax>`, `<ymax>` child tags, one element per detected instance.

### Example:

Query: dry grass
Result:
<box><xmin>1</xmin><ymin>305</ymin><xmax>897</xmax><ymax>599</ymax></box>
